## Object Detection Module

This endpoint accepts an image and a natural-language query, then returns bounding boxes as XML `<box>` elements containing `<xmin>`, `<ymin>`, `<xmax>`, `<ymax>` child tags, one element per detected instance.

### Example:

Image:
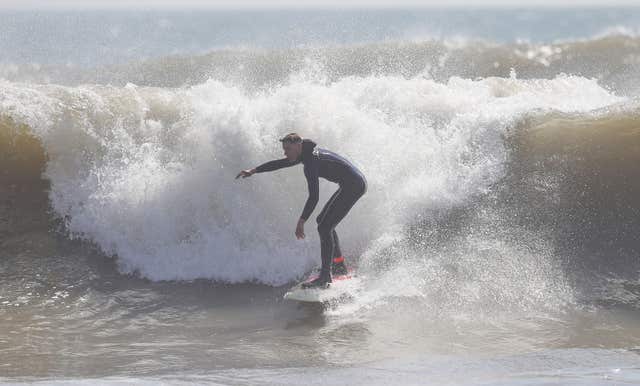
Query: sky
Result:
<box><xmin>1</xmin><ymin>0</ymin><xmax>639</xmax><ymax>8</ymax></box>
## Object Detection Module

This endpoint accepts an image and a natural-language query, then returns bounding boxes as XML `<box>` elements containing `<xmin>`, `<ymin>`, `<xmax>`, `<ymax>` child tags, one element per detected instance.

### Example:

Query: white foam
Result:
<box><xmin>0</xmin><ymin>74</ymin><xmax>624</xmax><ymax>285</ymax></box>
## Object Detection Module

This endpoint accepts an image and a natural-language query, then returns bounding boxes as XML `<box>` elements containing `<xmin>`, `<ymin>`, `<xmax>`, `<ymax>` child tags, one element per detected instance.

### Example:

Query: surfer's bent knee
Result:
<box><xmin>317</xmin><ymin>221</ymin><xmax>333</xmax><ymax>235</ymax></box>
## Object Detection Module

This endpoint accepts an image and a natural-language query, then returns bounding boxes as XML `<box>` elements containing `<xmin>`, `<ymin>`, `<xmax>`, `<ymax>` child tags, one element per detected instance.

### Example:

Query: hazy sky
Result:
<box><xmin>1</xmin><ymin>0</ymin><xmax>638</xmax><ymax>8</ymax></box>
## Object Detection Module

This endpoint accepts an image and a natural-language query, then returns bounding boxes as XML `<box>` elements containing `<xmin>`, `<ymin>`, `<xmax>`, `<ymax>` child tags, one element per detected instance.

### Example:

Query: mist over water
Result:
<box><xmin>1</xmin><ymin>8</ymin><xmax>640</xmax><ymax>384</ymax></box>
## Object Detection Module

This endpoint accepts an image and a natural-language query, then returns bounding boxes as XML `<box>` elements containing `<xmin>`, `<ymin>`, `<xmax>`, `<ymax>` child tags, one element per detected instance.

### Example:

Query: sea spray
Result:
<box><xmin>0</xmin><ymin>74</ymin><xmax>624</xmax><ymax>286</ymax></box>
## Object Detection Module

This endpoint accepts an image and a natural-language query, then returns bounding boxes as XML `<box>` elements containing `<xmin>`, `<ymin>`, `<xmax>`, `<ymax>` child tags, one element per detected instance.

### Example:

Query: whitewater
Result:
<box><xmin>1</xmin><ymin>8</ymin><xmax>640</xmax><ymax>385</ymax></box>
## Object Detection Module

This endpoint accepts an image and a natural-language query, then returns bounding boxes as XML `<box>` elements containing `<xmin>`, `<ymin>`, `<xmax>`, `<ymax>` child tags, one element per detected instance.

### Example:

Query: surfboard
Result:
<box><xmin>284</xmin><ymin>269</ymin><xmax>359</xmax><ymax>303</ymax></box>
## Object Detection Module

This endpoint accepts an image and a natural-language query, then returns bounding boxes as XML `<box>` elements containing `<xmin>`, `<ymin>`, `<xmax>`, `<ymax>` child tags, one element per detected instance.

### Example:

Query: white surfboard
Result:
<box><xmin>284</xmin><ymin>270</ymin><xmax>360</xmax><ymax>303</ymax></box>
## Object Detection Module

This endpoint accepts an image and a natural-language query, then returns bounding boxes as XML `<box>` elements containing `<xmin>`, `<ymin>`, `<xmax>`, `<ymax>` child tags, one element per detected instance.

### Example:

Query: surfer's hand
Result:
<box><xmin>295</xmin><ymin>218</ymin><xmax>305</xmax><ymax>239</ymax></box>
<box><xmin>236</xmin><ymin>168</ymin><xmax>256</xmax><ymax>179</ymax></box>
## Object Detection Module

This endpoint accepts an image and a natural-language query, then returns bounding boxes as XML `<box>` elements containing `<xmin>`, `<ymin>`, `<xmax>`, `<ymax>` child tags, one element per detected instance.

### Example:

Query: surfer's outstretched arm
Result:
<box><xmin>255</xmin><ymin>158</ymin><xmax>297</xmax><ymax>173</ymax></box>
<box><xmin>235</xmin><ymin>168</ymin><xmax>256</xmax><ymax>179</ymax></box>
<box><xmin>235</xmin><ymin>158</ymin><xmax>297</xmax><ymax>179</ymax></box>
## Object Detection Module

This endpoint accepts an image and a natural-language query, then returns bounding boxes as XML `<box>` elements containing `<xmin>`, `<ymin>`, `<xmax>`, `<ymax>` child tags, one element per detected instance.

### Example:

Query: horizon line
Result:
<box><xmin>1</xmin><ymin>3</ymin><xmax>640</xmax><ymax>11</ymax></box>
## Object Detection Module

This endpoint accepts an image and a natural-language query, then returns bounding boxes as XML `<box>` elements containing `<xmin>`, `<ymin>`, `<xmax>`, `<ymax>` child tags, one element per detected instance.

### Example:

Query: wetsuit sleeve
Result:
<box><xmin>300</xmin><ymin>160</ymin><xmax>319</xmax><ymax>221</ymax></box>
<box><xmin>255</xmin><ymin>158</ymin><xmax>296</xmax><ymax>173</ymax></box>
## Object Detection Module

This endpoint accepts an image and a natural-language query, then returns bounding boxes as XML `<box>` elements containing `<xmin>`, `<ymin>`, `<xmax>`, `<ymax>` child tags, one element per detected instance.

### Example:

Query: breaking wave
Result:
<box><xmin>1</xmin><ymin>39</ymin><xmax>638</xmax><ymax>316</ymax></box>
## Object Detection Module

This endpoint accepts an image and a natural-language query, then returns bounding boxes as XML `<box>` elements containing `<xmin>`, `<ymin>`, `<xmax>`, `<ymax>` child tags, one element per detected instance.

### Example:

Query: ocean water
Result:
<box><xmin>1</xmin><ymin>8</ymin><xmax>640</xmax><ymax>385</ymax></box>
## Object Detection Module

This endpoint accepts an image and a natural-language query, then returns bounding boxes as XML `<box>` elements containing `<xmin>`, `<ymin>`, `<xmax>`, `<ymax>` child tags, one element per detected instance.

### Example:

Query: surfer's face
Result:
<box><xmin>282</xmin><ymin>141</ymin><xmax>302</xmax><ymax>162</ymax></box>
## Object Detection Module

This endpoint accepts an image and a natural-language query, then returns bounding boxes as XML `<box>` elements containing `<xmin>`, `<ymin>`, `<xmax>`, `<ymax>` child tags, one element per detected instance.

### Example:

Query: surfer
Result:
<box><xmin>236</xmin><ymin>133</ymin><xmax>367</xmax><ymax>288</ymax></box>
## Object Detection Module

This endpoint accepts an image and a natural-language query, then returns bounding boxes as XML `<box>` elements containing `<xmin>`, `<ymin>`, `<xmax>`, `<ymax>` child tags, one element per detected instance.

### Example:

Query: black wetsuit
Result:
<box><xmin>255</xmin><ymin>139</ymin><xmax>367</xmax><ymax>276</ymax></box>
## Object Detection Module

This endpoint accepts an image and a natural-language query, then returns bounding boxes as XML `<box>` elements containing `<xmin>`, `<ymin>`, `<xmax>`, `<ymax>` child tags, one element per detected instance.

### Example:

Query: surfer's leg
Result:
<box><xmin>332</xmin><ymin>230</ymin><xmax>342</xmax><ymax>259</ymax></box>
<box><xmin>330</xmin><ymin>231</ymin><xmax>349</xmax><ymax>275</ymax></box>
<box><xmin>305</xmin><ymin>182</ymin><xmax>365</xmax><ymax>289</ymax></box>
<box><xmin>315</xmin><ymin>188</ymin><xmax>342</xmax><ymax>271</ymax></box>
<box><xmin>317</xmin><ymin>195</ymin><xmax>345</xmax><ymax>263</ymax></box>
<box><xmin>317</xmin><ymin>184</ymin><xmax>365</xmax><ymax>275</ymax></box>
<box><xmin>318</xmin><ymin>216</ymin><xmax>339</xmax><ymax>276</ymax></box>
<box><xmin>303</xmin><ymin>189</ymin><xmax>343</xmax><ymax>289</ymax></box>
<box><xmin>302</xmin><ymin>223</ymin><xmax>334</xmax><ymax>289</ymax></box>
<box><xmin>316</xmin><ymin>188</ymin><xmax>341</xmax><ymax>226</ymax></box>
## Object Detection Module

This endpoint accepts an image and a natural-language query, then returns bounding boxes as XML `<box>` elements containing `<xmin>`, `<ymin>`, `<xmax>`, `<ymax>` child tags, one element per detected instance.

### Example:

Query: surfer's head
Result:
<box><xmin>280</xmin><ymin>133</ymin><xmax>303</xmax><ymax>162</ymax></box>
